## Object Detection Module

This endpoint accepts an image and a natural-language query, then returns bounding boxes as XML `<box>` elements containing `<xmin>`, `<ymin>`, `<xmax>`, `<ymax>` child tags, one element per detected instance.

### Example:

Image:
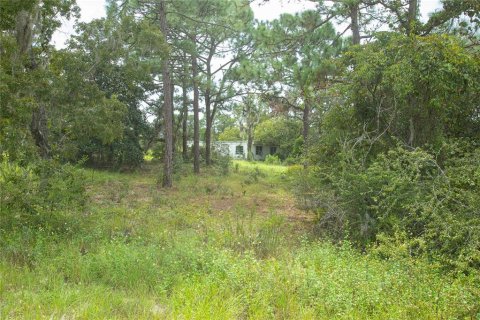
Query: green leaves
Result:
<box><xmin>341</xmin><ymin>34</ymin><xmax>480</xmax><ymax>148</ymax></box>
<box><xmin>254</xmin><ymin>117</ymin><xmax>302</xmax><ymax>160</ymax></box>
<box><xmin>218</xmin><ymin>127</ymin><xmax>242</xmax><ymax>141</ymax></box>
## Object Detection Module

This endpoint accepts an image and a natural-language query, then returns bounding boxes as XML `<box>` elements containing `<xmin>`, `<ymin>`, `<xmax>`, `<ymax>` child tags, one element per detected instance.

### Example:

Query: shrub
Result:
<box><xmin>283</xmin><ymin>156</ymin><xmax>299</xmax><ymax>166</ymax></box>
<box><xmin>294</xmin><ymin>142</ymin><xmax>480</xmax><ymax>272</ymax></box>
<box><xmin>212</xmin><ymin>153</ymin><xmax>231</xmax><ymax>176</ymax></box>
<box><xmin>243</xmin><ymin>167</ymin><xmax>265</xmax><ymax>185</ymax></box>
<box><xmin>0</xmin><ymin>156</ymin><xmax>87</xmax><ymax>232</ymax></box>
<box><xmin>264</xmin><ymin>154</ymin><xmax>281</xmax><ymax>165</ymax></box>
<box><xmin>79</xmin><ymin>136</ymin><xmax>144</xmax><ymax>170</ymax></box>
<box><xmin>254</xmin><ymin>117</ymin><xmax>302</xmax><ymax>160</ymax></box>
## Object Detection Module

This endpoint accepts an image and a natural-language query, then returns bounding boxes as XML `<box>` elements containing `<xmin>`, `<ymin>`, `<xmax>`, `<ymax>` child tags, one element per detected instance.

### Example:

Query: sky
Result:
<box><xmin>53</xmin><ymin>0</ymin><xmax>317</xmax><ymax>48</ymax></box>
<box><xmin>52</xmin><ymin>0</ymin><xmax>444</xmax><ymax>49</ymax></box>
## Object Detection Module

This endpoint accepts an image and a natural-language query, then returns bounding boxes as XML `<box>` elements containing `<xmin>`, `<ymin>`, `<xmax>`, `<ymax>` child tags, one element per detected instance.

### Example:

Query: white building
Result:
<box><xmin>214</xmin><ymin>141</ymin><xmax>277</xmax><ymax>161</ymax></box>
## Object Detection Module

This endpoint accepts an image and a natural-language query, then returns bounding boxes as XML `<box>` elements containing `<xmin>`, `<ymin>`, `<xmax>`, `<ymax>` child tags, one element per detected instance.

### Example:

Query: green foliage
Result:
<box><xmin>0</xmin><ymin>157</ymin><xmax>87</xmax><ymax>232</ymax></box>
<box><xmin>264</xmin><ymin>154</ymin><xmax>281</xmax><ymax>165</ymax></box>
<box><xmin>65</xmin><ymin>11</ymin><xmax>165</xmax><ymax>169</ymax></box>
<box><xmin>218</xmin><ymin>127</ymin><xmax>241</xmax><ymax>141</ymax></box>
<box><xmin>2</xmin><ymin>1</ymin><xmax>480</xmax><ymax>317</ymax></box>
<box><xmin>0</xmin><ymin>51</ymin><xmax>37</xmax><ymax>161</ymax></box>
<box><xmin>341</xmin><ymin>34</ymin><xmax>480</xmax><ymax>150</ymax></box>
<box><xmin>297</xmin><ymin>33</ymin><xmax>480</xmax><ymax>273</ymax></box>
<box><xmin>242</xmin><ymin>166</ymin><xmax>266</xmax><ymax>185</ymax></box>
<box><xmin>1</xmin><ymin>163</ymin><xmax>479</xmax><ymax>318</ymax></box>
<box><xmin>296</xmin><ymin>142</ymin><xmax>480</xmax><ymax>272</ymax></box>
<box><xmin>254</xmin><ymin>117</ymin><xmax>302</xmax><ymax>160</ymax></box>
<box><xmin>0</xmin><ymin>0</ymin><xmax>82</xmax><ymax>162</ymax></box>
<box><xmin>48</xmin><ymin>50</ymin><xmax>128</xmax><ymax>163</ymax></box>
<box><xmin>212</xmin><ymin>153</ymin><xmax>232</xmax><ymax>176</ymax></box>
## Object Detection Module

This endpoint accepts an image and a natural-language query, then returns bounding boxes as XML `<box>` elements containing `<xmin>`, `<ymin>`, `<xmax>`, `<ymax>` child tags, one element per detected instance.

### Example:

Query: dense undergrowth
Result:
<box><xmin>1</xmin><ymin>161</ymin><xmax>479</xmax><ymax>319</ymax></box>
<box><xmin>293</xmin><ymin>140</ymin><xmax>480</xmax><ymax>274</ymax></box>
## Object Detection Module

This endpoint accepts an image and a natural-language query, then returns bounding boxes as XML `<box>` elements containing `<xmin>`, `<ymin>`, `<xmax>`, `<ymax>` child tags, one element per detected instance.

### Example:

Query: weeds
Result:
<box><xmin>0</xmin><ymin>161</ymin><xmax>478</xmax><ymax>319</ymax></box>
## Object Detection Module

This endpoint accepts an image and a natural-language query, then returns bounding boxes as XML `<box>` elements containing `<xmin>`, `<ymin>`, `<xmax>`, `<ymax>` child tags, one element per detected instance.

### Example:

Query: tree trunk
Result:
<box><xmin>407</xmin><ymin>0</ymin><xmax>418</xmax><ymax>35</ymax></box>
<box><xmin>245</xmin><ymin>101</ymin><xmax>253</xmax><ymax>161</ymax></box>
<box><xmin>30</xmin><ymin>104</ymin><xmax>51</xmax><ymax>159</ymax></box>
<box><xmin>191</xmin><ymin>37</ymin><xmax>200</xmax><ymax>174</ymax></box>
<box><xmin>181</xmin><ymin>77</ymin><xmax>188</xmax><ymax>160</ymax></box>
<box><xmin>247</xmin><ymin>128</ymin><xmax>253</xmax><ymax>161</ymax></box>
<box><xmin>16</xmin><ymin>8</ymin><xmax>51</xmax><ymax>160</ymax></box>
<box><xmin>159</xmin><ymin>0</ymin><xmax>173</xmax><ymax>188</ymax></box>
<box><xmin>302</xmin><ymin>99</ymin><xmax>310</xmax><ymax>167</ymax></box>
<box><xmin>408</xmin><ymin>117</ymin><xmax>415</xmax><ymax>147</ymax></box>
<box><xmin>350</xmin><ymin>3</ymin><xmax>361</xmax><ymax>45</ymax></box>
<box><xmin>205</xmin><ymin>89</ymin><xmax>212</xmax><ymax>166</ymax></box>
<box><xmin>204</xmin><ymin>48</ymin><xmax>214</xmax><ymax>166</ymax></box>
<box><xmin>171</xmin><ymin>82</ymin><xmax>176</xmax><ymax>156</ymax></box>
<box><xmin>15</xmin><ymin>10</ymin><xmax>35</xmax><ymax>57</ymax></box>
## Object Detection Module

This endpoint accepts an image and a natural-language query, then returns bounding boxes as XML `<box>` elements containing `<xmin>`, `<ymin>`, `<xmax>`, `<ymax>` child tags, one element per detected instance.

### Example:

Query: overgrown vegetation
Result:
<box><xmin>1</xmin><ymin>162</ymin><xmax>479</xmax><ymax>318</ymax></box>
<box><xmin>0</xmin><ymin>157</ymin><xmax>86</xmax><ymax>233</ymax></box>
<box><xmin>1</xmin><ymin>0</ymin><xmax>480</xmax><ymax>317</ymax></box>
<box><xmin>293</xmin><ymin>34</ymin><xmax>480</xmax><ymax>274</ymax></box>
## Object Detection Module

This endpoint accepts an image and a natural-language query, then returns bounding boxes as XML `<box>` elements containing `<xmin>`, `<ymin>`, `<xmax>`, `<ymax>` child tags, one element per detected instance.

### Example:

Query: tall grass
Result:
<box><xmin>1</xmin><ymin>161</ymin><xmax>479</xmax><ymax>319</ymax></box>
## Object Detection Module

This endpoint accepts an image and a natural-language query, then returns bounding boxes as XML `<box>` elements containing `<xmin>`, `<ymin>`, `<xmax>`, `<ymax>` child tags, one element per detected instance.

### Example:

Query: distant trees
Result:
<box><xmin>218</xmin><ymin>127</ymin><xmax>242</xmax><ymax>141</ymax></box>
<box><xmin>129</xmin><ymin>0</ymin><xmax>254</xmax><ymax>181</ymax></box>
<box><xmin>237</xmin><ymin>10</ymin><xmax>342</xmax><ymax>164</ymax></box>
<box><xmin>254</xmin><ymin>117</ymin><xmax>302</xmax><ymax>160</ymax></box>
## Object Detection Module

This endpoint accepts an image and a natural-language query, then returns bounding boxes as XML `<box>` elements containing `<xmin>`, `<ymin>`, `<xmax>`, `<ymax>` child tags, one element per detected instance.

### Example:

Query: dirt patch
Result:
<box><xmin>209</xmin><ymin>197</ymin><xmax>237</xmax><ymax>213</ymax></box>
<box><xmin>206</xmin><ymin>191</ymin><xmax>314</xmax><ymax>232</ymax></box>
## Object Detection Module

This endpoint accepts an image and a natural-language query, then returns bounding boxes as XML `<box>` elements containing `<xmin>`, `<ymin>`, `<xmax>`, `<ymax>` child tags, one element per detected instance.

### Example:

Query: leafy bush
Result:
<box><xmin>283</xmin><ymin>156</ymin><xmax>299</xmax><ymax>165</ymax></box>
<box><xmin>0</xmin><ymin>157</ymin><xmax>87</xmax><ymax>232</ymax></box>
<box><xmin>264</xmin><ymin>154</ymin><xmax>281</xmax><ymax>165</ymax></box>
<box><xmin>341</xmin><ymin>34</ymin><xmax>480</xmax><ymax>148</ymax></box>
<box><xmin>243</xmin><ymin>167</ymin><xmax>265</xmax><ymax>185</ymax></box>
<box><xmin>254</xmin><ymin>117</ymin><xmax>302</xmax><ymax>160</ymax></box>
<box><xmin>80</xmin><ymin>136</ymin><xmax>144</xmax><ymax>170</ymax></box>
<box><xmin>212</xmin><ymin>153</ymin><xmax>231</xmax><ymax>176</ymax></box>
<box><xmin>296</xmin><ymin>34</ymin><xmax>480</xmax><ymax>273</ymax></box>
<box><xmin>218</xmin><ymin>127</ymin><xmax>242</xmax><ymax>141</ymax></box>
<box><xmin>294</xmin><ymin>142</ymin><xmax>480</xmax><ymax>272</ymax></box>
<box><xmin>173</xmin><ymin>153</ymin><xmax>186</xmax><ymax>175</ymax></box>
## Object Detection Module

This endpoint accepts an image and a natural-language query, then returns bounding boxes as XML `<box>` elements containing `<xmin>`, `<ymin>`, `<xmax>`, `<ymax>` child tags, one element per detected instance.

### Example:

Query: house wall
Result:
<box><xmin>252</xmin><ymin>144</ymin><xmax>274</xmax><ymax>161</ymax></box>
<box><xmin>215</xmin><ymin>141</ymin><xmax>246</xmax><ymax>159</ymax></box>
<box><xmin>214</xmin><ymin>141</ymin><xmax>277</xmax><ymax>161</ymax></box>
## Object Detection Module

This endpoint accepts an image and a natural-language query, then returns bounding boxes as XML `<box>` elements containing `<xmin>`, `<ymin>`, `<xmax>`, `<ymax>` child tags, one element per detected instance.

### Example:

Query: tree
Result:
<box><xmin>157</xmin><ymin>0</ymin><xmax>174</xmax><ymax>187</ymax></box>
<box><xmin>0</xmin><ymin>0</ymin><xmax>128</xmax><ymax>165</ymax></box>
<box><xmin>67</xmin><ymin>3</ymin><xmax>165</xmax><ymax>168</ymax></box>
<box><xmin>191</xmin><ymin>34</ymin><xmax>201</xmax><ymax>174</ymax></box>
<box><xmin>218</xmin><ymin>127</ymin><xmax>242</xmax><ymax>141</ymax></box>
<box><xmin>196</xmin><ymin>0</ymin><xmax>254</xmax><ymax>166</ymax></box>
<box><xmin>0</xmin><ymin>0</ymin><xmax>78</xmax><ymax>160</ymax></box>
<box><xmin>251</xmin><ymin>11</ymin><xmax>340</xmax><ymax>163</ymax></box>
<box><xmin>315</xmin><ymin>33</ymin><xmax>480</xmax><ymax>165</ymax></box>
<box><xmin>47</xmin><ymin>50</ymin><xmax>127</xmax><ymax>163</ymax></box>
<box><xmin>254</xmin><ymin>117</ymin><xmax>302</xmax><ymax>160</ymax></box>
<box><xmin>235</xmin><ymin>95</ymin><xmax>266</xmax><ymax>161</ymax></box>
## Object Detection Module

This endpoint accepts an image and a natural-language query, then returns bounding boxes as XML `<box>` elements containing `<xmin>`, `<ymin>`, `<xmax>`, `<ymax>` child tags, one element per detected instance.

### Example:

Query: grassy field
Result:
<box><xmin>1</xmin><ymin>160</ymin><xmax>479</xmax><ymax>319</ymax></box>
